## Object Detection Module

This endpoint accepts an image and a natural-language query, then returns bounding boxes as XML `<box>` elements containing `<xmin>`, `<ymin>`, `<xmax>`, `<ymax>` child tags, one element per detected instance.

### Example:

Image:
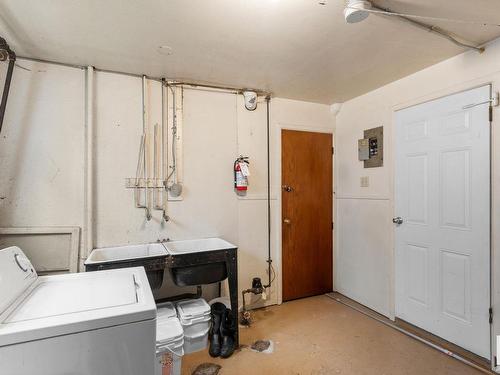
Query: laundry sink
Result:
<box><xmin>85</xmin><ymin>243</ymin><xmax>168</xmax><ymax>290</ymax></box>
<box><xmin>163</xmin><ymin>238</ymin><xmax>236</xmax><ymax>255</ymax></box>
<box><xmin>85</xmin><ymin>243</ymin><xmax>168</xmax><ymax>263</ymax></box>
<box><xmin>164</xmin><ymin>238</ymin><xmax>236</xmax><ymax>287</ymax></box>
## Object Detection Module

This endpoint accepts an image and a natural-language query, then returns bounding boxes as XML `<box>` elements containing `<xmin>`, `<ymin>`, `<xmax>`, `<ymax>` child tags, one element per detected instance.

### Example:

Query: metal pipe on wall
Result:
<box><xmin>264</xmin><ymin>96</ymin><xmax>274</xmax><ymax>289</ymax></box>
<box><xmin>0</xmin><ymin>37</ymin><xmax>16</xmax><ymax>134</ymax></box>
<box><xmin>141</xmin><ymin>75</ymin><xmax>152</xmax><ymax>220</ymax></box>
<box><xmin>161</xmin><ymin>79</ymin><xmax>169</xmax><ymax>221</ymax></box>
<box><xmin>84</xmin><ymin>66</ymin><xmax>94</xmax><ymax>261</ymax></box>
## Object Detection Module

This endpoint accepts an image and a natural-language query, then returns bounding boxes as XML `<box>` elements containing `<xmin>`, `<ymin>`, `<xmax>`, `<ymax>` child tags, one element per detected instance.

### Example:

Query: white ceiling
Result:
<box><xmin>1</xmin><ymin>0</ymin><xmax>500</xmax><ymax>104</ymax></box>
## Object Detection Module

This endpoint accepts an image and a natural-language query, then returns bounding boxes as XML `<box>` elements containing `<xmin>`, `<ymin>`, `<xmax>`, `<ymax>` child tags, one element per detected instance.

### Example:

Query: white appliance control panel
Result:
<box><xmin>0</xmin><ymin>246</ymin><xmax>38</xmax><ymax>315</ymax></box>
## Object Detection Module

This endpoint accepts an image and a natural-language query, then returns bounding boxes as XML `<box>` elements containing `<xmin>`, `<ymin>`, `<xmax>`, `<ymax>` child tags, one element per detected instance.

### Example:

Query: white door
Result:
<box><xmin>395</xmin><ymin>85</ymin><xmax>491</xmax><ymax>358</ymax></box>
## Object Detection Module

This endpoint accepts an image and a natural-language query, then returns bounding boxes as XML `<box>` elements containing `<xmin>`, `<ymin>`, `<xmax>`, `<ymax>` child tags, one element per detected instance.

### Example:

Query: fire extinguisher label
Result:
<box><xmin>236</xmin><ymin>171</ymin><xmax>247</xmax><ymax>189</ymax></box>
<box><xmin>239</xmin><ymin>162</ymin><xmax>250</xmax><ymax>177</ymax></box>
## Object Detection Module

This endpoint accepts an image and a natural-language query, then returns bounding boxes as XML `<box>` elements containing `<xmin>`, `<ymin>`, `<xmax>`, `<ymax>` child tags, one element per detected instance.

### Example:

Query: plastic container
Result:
<box><xmin>157</xmin><ymin>302</ymin><xmax>178</xmax><ymax>320</ymax></box>
<box><xmin>176</xmin><ymin>298</ymin><xmax>211</xmax><ymax>354</ymax></box>
<box><xmin>156</xmin><ymin>303</ymin><xmax>184</xmax><ymax>375</ymax></box>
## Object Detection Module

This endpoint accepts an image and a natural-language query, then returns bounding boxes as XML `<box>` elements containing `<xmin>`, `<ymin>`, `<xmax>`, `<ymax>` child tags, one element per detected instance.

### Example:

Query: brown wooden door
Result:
<box><xmin>282</xmin><ymin>129</ymin><xmax>333</xmax><ymax>301</ymax></box>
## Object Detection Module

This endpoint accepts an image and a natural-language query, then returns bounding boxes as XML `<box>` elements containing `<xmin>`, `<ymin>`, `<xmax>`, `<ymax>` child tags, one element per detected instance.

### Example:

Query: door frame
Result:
<box><xmin>276</xmin><ymin>122</ymin><xmax>335</xmax><ymax>305</ymax></box>
<box><xmin>391</xmin><ymin>83</ymin><xmax>494</xmax><ymax>362</ymax></box>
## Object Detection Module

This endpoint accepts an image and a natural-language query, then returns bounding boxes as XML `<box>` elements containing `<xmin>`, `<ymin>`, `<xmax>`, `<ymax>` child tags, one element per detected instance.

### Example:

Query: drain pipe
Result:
<box><xmin>0</xmin><ymin>37</ymin><xmax>16</xmax><ymax>134</ymax></box>
<box><xmin>263</xmin><ymin>96</ymin><xmax>273</xmax><ymax>289</ymax></box>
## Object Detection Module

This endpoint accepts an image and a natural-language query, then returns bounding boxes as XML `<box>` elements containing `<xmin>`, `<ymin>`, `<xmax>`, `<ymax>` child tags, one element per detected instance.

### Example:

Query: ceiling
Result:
<box><xmin>1</xmin><ymin>0</ymin><xmax>500</xmax><ymax>104</ymax></box>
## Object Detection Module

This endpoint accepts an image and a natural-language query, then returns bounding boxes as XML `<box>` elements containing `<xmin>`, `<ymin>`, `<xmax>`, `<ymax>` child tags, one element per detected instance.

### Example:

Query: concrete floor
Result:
<box><xmin>182</xmin><ymin>295</ymin><xmax>482</xmax><ymax>375</ymax></box>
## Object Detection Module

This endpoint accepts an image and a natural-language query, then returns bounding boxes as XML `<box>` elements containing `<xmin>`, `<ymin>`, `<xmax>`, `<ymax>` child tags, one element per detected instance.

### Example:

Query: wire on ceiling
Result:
<box><xmin>344</xmin><ymin>1</ymin><xmax>490</xmax><ymax>53</ymax></box>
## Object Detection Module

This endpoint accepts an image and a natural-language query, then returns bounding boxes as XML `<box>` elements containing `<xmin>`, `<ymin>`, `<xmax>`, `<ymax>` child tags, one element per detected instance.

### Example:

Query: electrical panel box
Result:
<box><xmin>363</xmin><ymin>126</ymin><xmax>383</xmax><ymax>168</ymax></box>
<box><xmin>358</xmin><ymin>139</ymin><xmax>369</xmax><ymax>161</ymax></box>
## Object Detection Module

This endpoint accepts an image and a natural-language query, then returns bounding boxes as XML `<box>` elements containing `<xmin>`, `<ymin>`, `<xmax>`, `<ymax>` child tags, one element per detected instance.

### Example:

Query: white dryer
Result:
<box><xmin>0</xmin><ymin>246</ymin><xmax>156</xmax><ymax>375</ymax></box>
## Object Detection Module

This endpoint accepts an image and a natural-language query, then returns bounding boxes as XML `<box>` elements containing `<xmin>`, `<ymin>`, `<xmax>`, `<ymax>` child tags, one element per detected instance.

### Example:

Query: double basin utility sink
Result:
<box><xmin>84</xmin><ymin>238</ymin><xmax>236</xmax><ymax>290</ymax></box>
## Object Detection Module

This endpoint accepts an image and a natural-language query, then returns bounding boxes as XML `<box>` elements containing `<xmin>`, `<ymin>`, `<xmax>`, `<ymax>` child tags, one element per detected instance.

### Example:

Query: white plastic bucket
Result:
<box><xmin>156</xmin><ymin>336</ymin><xmax>183</xmax><ymax>375</ymax></box>
<box><xmin>155</xmin><ymin>328</ymin><xmax>183</xmax><ymax>375</ymax></box>
<box><xmin>157</xmin><ymin>302</ymin><xmax>177</xmax><ymax>320</ymax></box>
<box><xmin>156</xmin><ymin>348</ymin><xmax>182</xmax><ymax>375</ymax></box>
<box><xmin>156</xmin><ymin>306</ymin><xmax>184</xmax><ymax>375</ymax></box>
<box><xmin>182</xmin><ymin>325</ymin><xmax>210</xmax><ymax>354</ymax></box>
<box><xmin>176</xmin><ymin>299</ymin><xmax>211</xmax><ymax>354</ymax></box>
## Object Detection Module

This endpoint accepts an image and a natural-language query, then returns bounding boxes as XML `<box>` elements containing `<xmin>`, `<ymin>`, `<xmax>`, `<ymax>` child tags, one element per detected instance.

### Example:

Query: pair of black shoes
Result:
<box><xmin>208</xmin><ymin>302</ymin><xmax>236</xmax><ymax>358</ymax></box>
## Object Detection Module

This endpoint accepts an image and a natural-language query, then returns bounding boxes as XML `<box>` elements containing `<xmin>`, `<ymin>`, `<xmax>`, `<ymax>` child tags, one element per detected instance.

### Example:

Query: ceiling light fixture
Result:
<box><xmin>344</xmin><ymin>0</ymin><xmax>371</xmax><ymax>24</ymax></box>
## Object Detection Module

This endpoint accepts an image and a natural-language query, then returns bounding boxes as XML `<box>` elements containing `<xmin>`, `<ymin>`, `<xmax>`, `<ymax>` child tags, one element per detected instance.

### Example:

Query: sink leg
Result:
<box><xmin>226</xmin><ymin>249</ymin><xmax>239</xmax><ymax>347</ymax></box>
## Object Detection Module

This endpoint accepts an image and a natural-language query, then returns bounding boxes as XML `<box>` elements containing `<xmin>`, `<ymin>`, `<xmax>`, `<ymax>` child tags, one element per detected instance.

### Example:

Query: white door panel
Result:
<box><xmin>395</xmin><ymin>85</ymin><xmax>490</xmax><ymax>358</ymax></box>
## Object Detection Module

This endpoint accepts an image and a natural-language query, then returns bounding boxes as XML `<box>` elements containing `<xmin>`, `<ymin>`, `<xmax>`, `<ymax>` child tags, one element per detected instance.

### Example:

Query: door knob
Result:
<box><xmin>282</xmin><ymin>185</ymin><xmax>293</xmax><ymax>192</ymax></box>
<box><xmin>392</xmin><ymin>217</ymin><xmax>403</xmax><ymax>225</ymax></box>
<box><xmin>283</xmin><ymin>218</ymin><xmax>291</xmax><ymax>224</ymax></box>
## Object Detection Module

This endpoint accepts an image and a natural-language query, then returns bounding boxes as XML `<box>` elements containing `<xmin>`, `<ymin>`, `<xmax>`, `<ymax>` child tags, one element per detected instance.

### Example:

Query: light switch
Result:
<box><xmin>360</xmin><ymin>176</ymin><xmax>369</xmax><ymax>187</ymax></box>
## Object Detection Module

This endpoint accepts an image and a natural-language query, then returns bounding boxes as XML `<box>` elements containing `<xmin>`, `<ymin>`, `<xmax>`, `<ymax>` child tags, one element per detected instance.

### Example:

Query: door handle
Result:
<box><xmin>282</xmin><ymin>185</ymin><xmax>293</xmax><ymax>192</ymax></box>
<box><xmin>283</xmin><ymin>218</ymin><xmax>291</xmax><ymax>224</ymax></box>
<box><xmin>392</xmin><ymin>217</ymin><xmax>403</xmax><ymax>225</ymax></box>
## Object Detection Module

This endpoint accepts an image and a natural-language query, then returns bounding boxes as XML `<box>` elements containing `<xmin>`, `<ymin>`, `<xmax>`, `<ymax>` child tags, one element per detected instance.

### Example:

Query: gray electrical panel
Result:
<box><xmin>361</xmin><ymin>126</ymin><xmax>383</xmax><ymax>168</ymax></box>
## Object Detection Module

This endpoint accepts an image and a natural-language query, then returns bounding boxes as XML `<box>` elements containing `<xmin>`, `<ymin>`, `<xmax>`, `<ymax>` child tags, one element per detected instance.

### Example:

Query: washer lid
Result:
<box><xmin>6</xmin><ymin>272</ymin><xmax>137</xmax><ymax>323</ymax></box>
<box><xmin>0</xmin><ymin>267</ymin><xmax>156</xmax><ymax>346</ymax></box>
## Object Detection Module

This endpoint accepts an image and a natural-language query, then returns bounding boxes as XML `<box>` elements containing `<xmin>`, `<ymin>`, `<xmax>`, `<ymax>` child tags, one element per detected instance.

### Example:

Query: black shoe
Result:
<box><xmin>220</xmin><ymin>308</ymin><xmax>236</xmax><ymax>358</ymax></box>
<box><xmin>209</xmin><ymin>303</ymin><xmax>226</xmax><ymax>357</ymax></box>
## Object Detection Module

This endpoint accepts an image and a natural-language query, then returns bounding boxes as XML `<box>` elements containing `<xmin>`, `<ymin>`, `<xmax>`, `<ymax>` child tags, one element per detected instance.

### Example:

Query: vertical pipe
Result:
<box><xmin>161</xmin><ymin>79</ymin><xmax>169</xmax><ymax>220</ymax></box>
<box><xmin>0</xmin><ymin>56</ymin><xmax>15</xmax><ymax>134</ymax></box>
<box><xmin>153</xmin><ymin>123</ymin><xmax>160</xmax><ymax>209</ymax></box>
<box><xmin>264</xmin><ymin>96</ymin><xmax>273</xmax><ymax>288</ymax></box>
<box><xmin>84</xmin><ymin>66</ymin><xmax>94</xmax><ymax>261</ymax></box>
<box><xmin>171</xmin><ymin>86</ymin><xmax>177</xmax><ymax>180</ymax></box>
<box><xmin>142</xmin><ymin>75</ymin><xmax>151</xmax><ymax>220</ymax></box>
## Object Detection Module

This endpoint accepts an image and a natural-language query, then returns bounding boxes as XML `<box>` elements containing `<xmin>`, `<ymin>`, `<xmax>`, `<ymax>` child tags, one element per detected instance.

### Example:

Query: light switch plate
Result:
<box><xmin>360</xmin><ymin>176</ymin><xmax>369</xmax><ymax>187</ymax></box>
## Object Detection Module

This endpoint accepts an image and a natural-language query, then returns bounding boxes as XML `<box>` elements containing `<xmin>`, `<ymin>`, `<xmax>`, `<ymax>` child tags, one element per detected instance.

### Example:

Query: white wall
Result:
<box><xmin>0</xmin><ymin>60</ymin><xmax>333</xmax><ymax>308</ymax></box>
<box><xmin>335</xmin><ymin>36</ymin><xmax>500</xmax><ymax>364</ymax></box>
<box><xmin>0</xmin><ymin>61</ymin><xmax>85</xmax><ymax>244</ymax></box>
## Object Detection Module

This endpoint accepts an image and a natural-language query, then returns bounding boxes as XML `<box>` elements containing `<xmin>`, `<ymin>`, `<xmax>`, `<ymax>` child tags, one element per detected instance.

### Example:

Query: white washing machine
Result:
<box><xmin>0</xmin><ymin>246</ymin><xmax>157</xmax><ymax>375</ymax></box>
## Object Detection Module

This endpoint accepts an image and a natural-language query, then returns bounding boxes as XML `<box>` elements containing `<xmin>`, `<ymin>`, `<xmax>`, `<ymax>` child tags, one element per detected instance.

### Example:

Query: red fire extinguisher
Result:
<box><xmin>234</xmin><ymin>156</ymin><xmax>250</xmax><ymax>191</ymax></box>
